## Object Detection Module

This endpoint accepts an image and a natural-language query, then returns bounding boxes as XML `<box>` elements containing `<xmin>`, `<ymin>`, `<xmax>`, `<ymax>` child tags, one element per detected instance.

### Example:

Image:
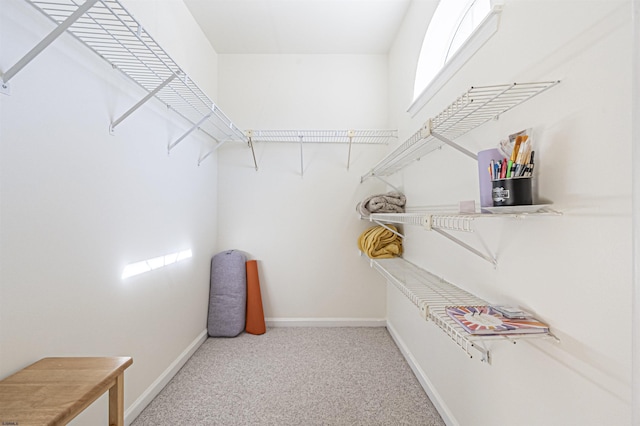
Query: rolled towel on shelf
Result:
<box><xmin>357</xmin><ymin>192</ymin><xmax>407</xmax><ymax>217</ymax></box>
<box><xmin>358</xmin><ymin>225</ymin><xmax>403</xmax><ymax>259</ymax></box>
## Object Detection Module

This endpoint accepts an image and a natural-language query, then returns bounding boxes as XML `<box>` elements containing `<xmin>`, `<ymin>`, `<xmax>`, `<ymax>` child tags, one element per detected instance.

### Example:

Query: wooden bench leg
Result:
<box><xmin>108</xmin><ymin>373</ymin><xmax>124</xmax><ymax>426</ymax></box>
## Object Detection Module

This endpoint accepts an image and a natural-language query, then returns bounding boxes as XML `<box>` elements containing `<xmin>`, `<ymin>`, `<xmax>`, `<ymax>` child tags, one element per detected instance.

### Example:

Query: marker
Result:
<box><xmin>527</xmin><ymin>151</ymin><xmax>535</xmax><ymax>176</ymax></box>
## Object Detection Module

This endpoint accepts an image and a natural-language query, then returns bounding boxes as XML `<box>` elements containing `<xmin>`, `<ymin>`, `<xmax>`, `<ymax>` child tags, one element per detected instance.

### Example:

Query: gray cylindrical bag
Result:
<box><xmin>207</xmin><ymin>250</ymin><xmax>247</xmax><ymax>337</ymax></box>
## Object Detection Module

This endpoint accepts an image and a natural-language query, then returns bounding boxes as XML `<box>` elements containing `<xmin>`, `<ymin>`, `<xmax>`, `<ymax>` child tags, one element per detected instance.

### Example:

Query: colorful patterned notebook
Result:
<box><xmin>445</xmin><ymin>306</ymin><xmax>549</xmax><ymax>335</ymax></box>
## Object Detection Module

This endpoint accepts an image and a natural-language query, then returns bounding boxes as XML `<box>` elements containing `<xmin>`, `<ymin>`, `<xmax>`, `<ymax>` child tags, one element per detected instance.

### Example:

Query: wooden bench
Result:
<box><xmin>0</xmin><ymin>357</ymin><xmax>133</xmax><ymax>425</ymax></box>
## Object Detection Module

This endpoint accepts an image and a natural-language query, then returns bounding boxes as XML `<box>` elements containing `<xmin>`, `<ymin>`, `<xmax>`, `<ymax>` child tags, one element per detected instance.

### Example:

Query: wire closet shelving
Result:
<box><xmin>361</xmin><ymin>81</ymin><xmax>561</xmax><ymax>182</ymax></box>
<box><xmin>246</xmin><ymin>129</ymin><xmax>397</xmax><ymax>174</ymax></box>
<box><xmin>364</xmin><ymin>205</ymin><xmax>561</xmax><ymax>266</ymax></box>
<box><xmin>3</xmin><ymin>0</ymin><xmax>247</xmax><ymax>164</ymax></box>
<box><xmin>367</xmin><ymin>256</ymin><xmax>557</xmax><ymax>363</ymax></box>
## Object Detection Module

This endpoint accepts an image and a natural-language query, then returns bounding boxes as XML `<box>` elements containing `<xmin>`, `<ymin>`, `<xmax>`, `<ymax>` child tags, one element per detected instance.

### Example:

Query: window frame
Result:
<box><xmin>408</xmin><ymin>1</ymin><xmax>503</xmax><ymax>117</ymax></box>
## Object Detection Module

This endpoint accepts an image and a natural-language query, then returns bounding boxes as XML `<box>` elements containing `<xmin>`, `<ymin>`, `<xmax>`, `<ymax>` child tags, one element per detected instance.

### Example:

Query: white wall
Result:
<box><xmin>387</xmin><ymin>1</ymin><xmax>632</xmax><ymax>425</ymax></box>
<box><xmin>216</xmin><ymin>54</ymin><xmax>389</xmax><ymax>320</ymax></box>
<box><xmin>0</xmin><ymin>1</ymin><xmax>220</xmax><ymax>424</ymax></box>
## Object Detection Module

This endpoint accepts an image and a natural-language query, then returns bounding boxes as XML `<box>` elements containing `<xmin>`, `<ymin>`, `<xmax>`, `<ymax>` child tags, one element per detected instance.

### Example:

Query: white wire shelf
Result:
<box><xmin>369</xmin><ymin>205</ymin><xmax>561</xmax><ymax>232</ymax></box>
<box><xmin>246</xmin><ymin>129</ymin><xmax>397</xmax><ymax>175</ymax></box>
<box><xmin>364</xmin><ymin>206</ymin><xmax>561</xmax><ymax>265</ymax></box>
<box><xmin>246</xmin><ymin>129</ymin><xmax>396</xmax><ymax>144</ymax></box>
<box><xmin>5</xmin><ymin>0</ymin><xmax>246</xmax><ymax>162</ymax></box>
<box><xmin>361</xmin><ymin>81</ymin><xmax>560</xmax><ymax>180</ymax></box>
<box><xmin>367</xmin><ymin>257</ymin><xmax>557</xmax><ymax>363</ymax></box>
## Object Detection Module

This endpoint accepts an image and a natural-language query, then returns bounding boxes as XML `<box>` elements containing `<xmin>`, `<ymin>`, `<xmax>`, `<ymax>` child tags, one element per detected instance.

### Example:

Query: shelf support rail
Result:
<box><xmin>245</xmin><ymin>131</ymin><xmax>259</xmax><ymax>171</ymax></box>
<box><xmin>372</xmin><ymin>175</ymin><xmax>402</xmax><ymax>193</ymax></box>
<box><xmin>423</xmin><ymin>117</ymin><xmax>478</xmax><ymax>160</ymax></box>
<box><xmin>197</xmin><ymin>139</ymin><xmax>230</xmax><ymax>166</ymax></box>
<box><xmin>347</xmin><ymin>130</ymin><xmax>355</xmax><ymax>171</ymax></box>
<box><xmin>430</xmin><ymin>129</ymin><xmax>478</xmax><ymax>160</ymax></box>
<box><xmin>422</xmin><ymin>214</ymin><xmax>496</xmax><ymax>265</ymax></box>
<box><xmin>110</xmin><ymin>73</ymin><xmax>178</xmax><ymax>133</ymax></box>
<box><xmin>1</xmin><ymin>0</ymin><xmax>100</xmax><ymax>90</ymax></box>
<box><xmin>168</xmin><ymin>112</ymin><xmax>212</xmax><ymax>152</ymax></box>
<box><xmin>370</xmin><ymin>220</ymin><xmax>405</xmax><ymax>239</ymax></box>
<box><xmin>432</xmin><ymin>228</ymin><xmax>496</xmax><ymax>266</ymax></box>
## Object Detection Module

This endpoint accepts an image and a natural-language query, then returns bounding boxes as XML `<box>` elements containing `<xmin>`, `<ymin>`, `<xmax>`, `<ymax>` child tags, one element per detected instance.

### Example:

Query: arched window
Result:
<box><xmin>409</xmin><ymin>0</ymin><xmax>502</xmax><ymax>116</ymax></box>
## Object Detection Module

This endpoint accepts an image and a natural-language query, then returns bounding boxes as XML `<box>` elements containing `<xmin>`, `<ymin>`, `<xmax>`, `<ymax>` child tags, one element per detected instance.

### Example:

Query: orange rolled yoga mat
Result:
<box><xmin>245</xmin><ymin>260</ymin><xmax>266</xmax><ymax>335</ymax></box>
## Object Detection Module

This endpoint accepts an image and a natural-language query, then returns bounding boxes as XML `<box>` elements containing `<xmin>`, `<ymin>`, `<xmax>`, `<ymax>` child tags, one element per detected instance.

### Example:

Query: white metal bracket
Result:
<box><xmin>421</xmin><ymin>119</ymin><xmax>432</xmax><ymax>139</ymax></box>
<box><xmin>1</xmin><ymin>0</ymin><xmax>100</xmax><ymax>86</ymax></box>
<box><xmin>371</xmin><ymin>220</ymin><xmax>405</xmax><ymax>239</ymax></box>
<box><xmin>168</xmin><ymin>112</ymin><xmax>212</xmax><ymax>152</ymax></box>
<box><xmin>197</xmin><ymin>139</ymin><xmax>229</xmax><ymax>165</ymax></box>
<box><xmin>245</xmin><ymin>130</ymin><xmax>258</xmax><ymax>171</ymax></box>
<box><xmin>347</xmin><ymin>129</ymin><xmax>355</xmax><ymax>171</ymax></box>
<box><xmin>431</xmin><ymin>131</ymin><xmax>478</xmax><ymax>160</ymax></box>
<box><xmin>432</xmin><ymin>228</ymin><xmax>497</xmax><ymax>266</ymax></box>
<box><xmin>422</xmin><ymin>215</ymin><xmax>433</xmax><ymax>231</ymax></box>
<box><xmin>110</xmin><ymin>73</ymin><xmax>178</xmax><ymax>134</ymax></box>
<box><xmin>372</xmin><ymin>175</ymin><xmax>401</xmax><ymax>193</ymax></box>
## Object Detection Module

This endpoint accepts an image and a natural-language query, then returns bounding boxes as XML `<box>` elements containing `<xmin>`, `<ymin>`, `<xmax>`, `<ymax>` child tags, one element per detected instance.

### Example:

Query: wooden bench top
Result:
<box><xmin>0</xmin><ymin>357</ymin><xmax>133</xmax><ymax>425</ymax></box>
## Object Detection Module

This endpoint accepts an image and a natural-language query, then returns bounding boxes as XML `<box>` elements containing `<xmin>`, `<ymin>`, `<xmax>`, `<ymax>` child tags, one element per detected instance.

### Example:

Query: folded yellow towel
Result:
<box><xmin>358</xmin><ymin>225</ymin><xmax>402</xmax><ymax>259</ymax></box>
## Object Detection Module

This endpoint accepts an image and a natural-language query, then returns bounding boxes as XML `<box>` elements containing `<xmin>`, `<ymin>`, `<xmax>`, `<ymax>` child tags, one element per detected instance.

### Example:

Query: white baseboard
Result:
<box><xmin>124</xmin><ymin>329</ymin><xmax>208</xmax><ymax>425</ymax></box>
<box><xmin>265</xmin><ymin>317</ymin><xmax>387</xmax><ymax>327</ymax></box>
<box><xmin>385</xmin><ymin>321</ymin><xmax>458</xmax><ymax>426</ymax></box>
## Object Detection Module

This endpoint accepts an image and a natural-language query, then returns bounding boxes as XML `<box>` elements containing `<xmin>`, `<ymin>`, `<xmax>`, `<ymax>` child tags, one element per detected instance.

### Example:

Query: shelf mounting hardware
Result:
<box><xmin>433</xmin><ymin>228</ymin><xmax>497</xmax><ymax>266</ymax></box>
<box><xmin>245</xmin><ymin>130</ymin><xmax>259</xmax><ymax>171</ymax></box>
<box><xmin>197</xmin><ymin>139</ymin><xmax>229</xmax><ymax>166</ymax></box>
<box><xmin>168</xmin><ymin>112</ymin><xmax>213</xmax><ymax>153</ymax></box>
<box><xmin>1</xmin><ymin>0</ymin><xmax>100</xmax><ymax>91</ymax></box>
<box><xmin>422</xmin><ymin>214</ymin><xmax>496</xmax><ymax>265</ymax></box>
<box><xmin>427</xmin><ymin>122</ymin><xmax>478</xmax><ymax>160</ymax></box>
<box><xmin>371</xmin><ymin>175</ymin><xmax>401</xmax><ymax>194</ymax></box>
<box><xmin>347</xmin><ymin>129</ymin><xmax>355</xmax><ymax>171</ymax></box>
<box><xmin>110</xmin><ymin>73</ymin><xmax>178</xmax><ymax>134</ymax></box>
<box><xmin>299</xmin><ymin>133</ymin><xmax>304</xmax><ymax>177</ymax></box>
<box><xmin>370</xmin><ymin>220</ymin><xmax>405</xmax><ymax>239</ymax></box>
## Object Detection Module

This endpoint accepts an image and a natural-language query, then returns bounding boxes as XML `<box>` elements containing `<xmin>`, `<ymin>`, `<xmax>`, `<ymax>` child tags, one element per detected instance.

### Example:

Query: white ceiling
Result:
<box><xmin>183</xmin><ymin>0</ymin><xmax>412</xmax><ymax>54</ymax></box>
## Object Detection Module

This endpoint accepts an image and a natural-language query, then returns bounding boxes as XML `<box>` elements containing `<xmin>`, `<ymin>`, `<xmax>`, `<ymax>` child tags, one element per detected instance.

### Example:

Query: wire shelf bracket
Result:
<box><xmin>245</xmin><ymin>130</ymin><xmax>259</xmax><ymax>171</ymax></box>
<box><xmin>1</xmin><ymin>0</ymin><xmax>100</xmax><ymax>91</ymax></box>
<box><xmin>110</xmin><ymin>73</ymin><xmax>178</xmax><ymax>134</ymax></box>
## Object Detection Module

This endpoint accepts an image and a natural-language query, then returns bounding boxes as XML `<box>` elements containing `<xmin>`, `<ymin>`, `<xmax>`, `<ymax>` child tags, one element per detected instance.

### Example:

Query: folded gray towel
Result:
<box><xmin>357</xmin><ymin>192</ymin><xmax>406</xmax><ymax>216</ymax></box>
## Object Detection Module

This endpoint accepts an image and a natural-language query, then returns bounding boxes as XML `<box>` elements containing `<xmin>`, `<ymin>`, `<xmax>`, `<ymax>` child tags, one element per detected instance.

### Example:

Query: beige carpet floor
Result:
<box><xmin>131</xmin><ymin>327</ymin><xmax>445</xmax><ymax>425</ymax></box>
